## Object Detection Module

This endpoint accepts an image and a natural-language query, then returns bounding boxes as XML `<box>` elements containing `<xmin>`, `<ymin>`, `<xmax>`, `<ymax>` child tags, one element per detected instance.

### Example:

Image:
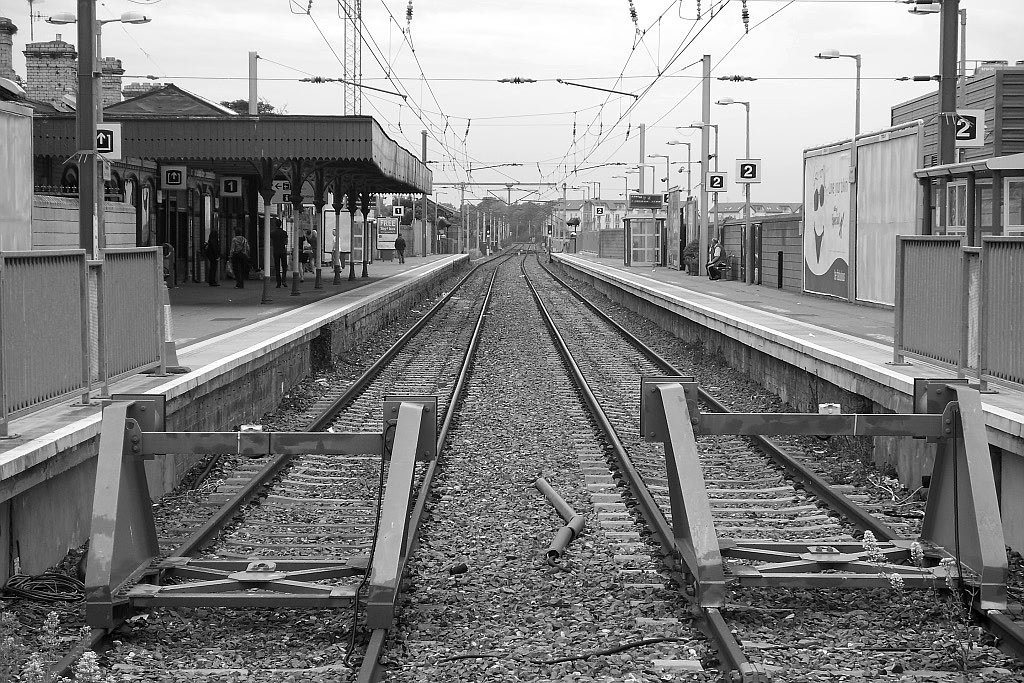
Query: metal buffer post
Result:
<box><xmin>83</xmin><ymin>395</ymin><xmax>437</xmax><ymax>630</ymax></box>
<box><xmin>639</xmin><ymin>377</ymin><xmax>1007</xmax><ymax>609</ymax></box>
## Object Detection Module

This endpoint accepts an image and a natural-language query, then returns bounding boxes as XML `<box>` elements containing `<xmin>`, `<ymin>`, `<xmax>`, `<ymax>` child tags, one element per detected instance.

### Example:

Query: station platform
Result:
<box><xmin>552</xmin><ymin>252</ymin><xmax>1024</xmax><ymax>543</ymax></box>
<box><xmin>0</xmin><ymin>254</ymin><xmax>467</xmax><ymax>579</ymax></box>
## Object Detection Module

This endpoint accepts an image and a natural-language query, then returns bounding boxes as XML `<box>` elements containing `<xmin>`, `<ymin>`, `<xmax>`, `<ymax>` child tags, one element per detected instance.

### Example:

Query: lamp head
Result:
<box><xmin>46</xmin><ymin>12</ymin><xmax>77</xmax><ymax>24</ymax></box>
<box><xmin>716</xmin><ymin>97</ymin><xmax>736</xmax><ymax>105</ymax></box>
<box><xmin>689</xmin><ymin>121</ymin><xmax>706</xmax><ymax>128</ymax></box>
<box><xmin>908</xmin><ymin>3</ymin><xmax>941</xmax><ymax>14</ymax></box>
<box><xmin>815</xmin><ymin>49</ymin><xmax>841</xmax><ymax>60</ymax></box>
<box><xmin>120</xmin><ymin>12</ymin><xmax>151</xmax><ymax>23</ymax></box>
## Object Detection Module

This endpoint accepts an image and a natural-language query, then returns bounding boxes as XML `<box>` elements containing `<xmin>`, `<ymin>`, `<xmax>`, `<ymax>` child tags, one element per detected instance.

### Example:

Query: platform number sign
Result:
<box><xmin>706</xmin><ymin>171</ymin><xmax>727</xmax><ymax>192</ymax></box>
<box><xmin>955</xmin><ymin>109</ymin><xmax>985</xmax><ymax>148</ymax></box>
<box><xmin>392</xmin><ymin>205</ymin><xmax>405</xmax><ymax>217</ymax></box>
<box><xmin>161</xmin><ymin>165</ymin><xmax>187</xmax><ymax>190</ymax></box>
<box><xmin>594</xmin><ymin>206</ymin><xmax>605</xmax><ymax>216</ymax></box>
<box><xmin>736</xmin><ymin>159</ymin><xmax>762</xmax><ymax>184</ymax></box>
<box><xmin>220</xmin><ymin>176</ymin><xmax>242</xmax><ymax>197</ymax></box>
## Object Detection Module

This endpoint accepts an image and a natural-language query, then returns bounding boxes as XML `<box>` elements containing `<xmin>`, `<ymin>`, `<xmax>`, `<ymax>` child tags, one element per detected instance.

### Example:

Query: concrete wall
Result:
<box><xmin>553</xmin><ymin>258</ymin><xmax>1024</xmax><ymax>552</ymax></box>
<box><xmin>0</xmin><ymin>102</ymin><xmax>33</xmax><ymax>251</ymax></box>
<box><xmin>0</xmin><ymin>257</ymin><xmax>465</xmax><ymax>581</ymax></box>
<box><xmin>32</xmin><ymin>194</ymin><xmax>136</xmax><ymax>250</ymax></box>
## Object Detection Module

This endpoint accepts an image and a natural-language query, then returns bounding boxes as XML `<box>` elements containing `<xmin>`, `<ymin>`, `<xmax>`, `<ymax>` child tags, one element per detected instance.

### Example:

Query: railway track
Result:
<box><xmin>526</xmin><ymin>253</ymin><xmax>1024</xmax><ymax>680</ymax></box>
<box><xmin>43</xmin><ymin>247</ymin><xmax>1024</xmax><ymax>682</ymax></box>
<box><xmin>51</xmin><ymin>252</ymin><xmax>509</xmax><ymax>681</ymax></box>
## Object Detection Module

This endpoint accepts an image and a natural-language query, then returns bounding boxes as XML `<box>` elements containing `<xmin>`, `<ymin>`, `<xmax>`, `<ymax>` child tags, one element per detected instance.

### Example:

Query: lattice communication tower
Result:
<box><xmin>341</xmin><ymin>0</ymin><xmax>362</xmax><ymax>115</ymax></box>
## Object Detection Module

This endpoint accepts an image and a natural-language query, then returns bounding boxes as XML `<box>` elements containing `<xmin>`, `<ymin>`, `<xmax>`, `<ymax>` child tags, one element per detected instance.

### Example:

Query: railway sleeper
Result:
<box><xmin>82</xmin><ymin>393</ymin><xmax>438</xmax><ymax>631</ymax></box>
<box><xmin>638</xmin><ymin>376</ymin><xmax>1009</xmax><ymax>616</ymax></box>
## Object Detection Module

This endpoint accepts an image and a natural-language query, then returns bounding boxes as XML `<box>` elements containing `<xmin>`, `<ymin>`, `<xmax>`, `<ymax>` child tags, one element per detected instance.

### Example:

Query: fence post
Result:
<box><xmin>891</xmin><ymin>237</ymin><xmax>907</xmax><ymax>365</ymax></box>
<box><xmin>0</xmin><ymin>256</ymin><xmax>7</xmax><ymax>437</ymax></box>
<box><xmin>94</xmin><ymin>260</ymin><xmax>110</xmax><ymax>398</ymax></box>
<box><xmin>958</xmin><ymin>246</ymin><xmax>969</xmax><ymax>379</ymax></box>
<box><xmin>79</xmin><ymin>255</ymin><xmax>92</xmax><ymax>406</ymax></box>
<box><xmin>978</xmin><ymin>239</ymin><xmax>990</xmax><ymax>392</ymax></box>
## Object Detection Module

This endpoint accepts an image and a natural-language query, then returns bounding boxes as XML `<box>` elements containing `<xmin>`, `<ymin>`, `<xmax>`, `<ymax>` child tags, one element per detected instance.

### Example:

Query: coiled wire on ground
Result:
<box><xmin>2</xmin><ymin>572</ymin><xmax>85</xmax><ymax>603</ymax></box>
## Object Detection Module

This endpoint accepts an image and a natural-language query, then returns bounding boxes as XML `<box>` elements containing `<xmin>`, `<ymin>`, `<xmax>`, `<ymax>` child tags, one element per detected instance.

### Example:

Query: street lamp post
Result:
<box><xmin>648</xmin><ymin>154</ymin><xmax>671</xmax><ymax>193</ymax></box>
<box><xmin>665</xmin><ymin>141</ymin><xmax>692</xmax><ymax>198</ymax></box>
<box><xmin>717</xmin><ymin>98</ymin><xmax>754</xmax><ymax>284</ymax></box>
<box><xmin>48</xmin><ymin>8</ymin><xmax>150</xmax><ymax>258</ymax></box>
<box><xmin>815</xmin><ymin>49</ymin><xmax>861</xmax><ymax>300</ymax></box>
<box><xmin>684</xmin><ymin>123</ymin><xmax>720</xmax><ymax>242</ymax></box>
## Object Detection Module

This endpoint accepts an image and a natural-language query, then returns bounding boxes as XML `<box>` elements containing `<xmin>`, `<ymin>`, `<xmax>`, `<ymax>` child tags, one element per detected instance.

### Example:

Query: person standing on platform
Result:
<box><xmin>300</xmin><ymin>229</ymin><xmax>314</xmax><ymax>275</ymax></box>
<box><xmin>309</xmin><ymin>228</ymin><xmax>320</xmax><ymax>271</ymax></box>
<box><xmin>229</xmin><ymin>228</ymin><xmax>251</xmax><ymax>288</ymax></box>
<box><xmin>270</xmin><ymin>219</ymin><xmax>288</xmax><ymax>288</ymax></box>
<box><xmin>394</xmin><ymin>234</ymin><xmax>407</xmax><ymax>264</ymax></box>
<box><xmin>707</xmin><ymin>237</ymin><xmax>724</xmax><ymax>281</ymax></box>
<box><xmin>205</xmin><ymin>230</ymin><xmax>221</xmax><ymax>286</ymax></box>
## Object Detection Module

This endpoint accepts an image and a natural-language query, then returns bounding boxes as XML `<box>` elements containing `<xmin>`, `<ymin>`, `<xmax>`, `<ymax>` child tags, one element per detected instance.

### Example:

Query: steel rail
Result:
<box><xmin>540</xmin><ymin>257</ymin><xmax>1024</xmax><ymax>665</ymax></box>
<box><xmin>356</xmin><ymin>263</ymin><xmax>501</xmax><ymax>683</ymax></box>
<box><xmin>50</xmin><ymin>253</ymin><xmax>507</xmax><ymax>680</ymax></box>
<box><xmin>540</xmin><ymin>258</ymin><xmax>898</xmax><ymax>540</ymax></box>
<box><xmin>520</xmin><ymin>258</ymin><xmax>759</xmax><ymax>679</ymax></box>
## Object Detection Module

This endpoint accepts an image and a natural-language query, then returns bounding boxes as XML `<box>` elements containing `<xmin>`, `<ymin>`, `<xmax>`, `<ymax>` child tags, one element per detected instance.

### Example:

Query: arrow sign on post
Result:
<box><xmin>95</xmin><ymin>123</ymin><xmax>122</xmax><ymax>161</ymax></box>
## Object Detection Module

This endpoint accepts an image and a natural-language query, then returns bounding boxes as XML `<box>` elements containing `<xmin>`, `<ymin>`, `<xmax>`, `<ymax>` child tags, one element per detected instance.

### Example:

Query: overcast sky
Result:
<box><xmin>8</xmin><ymin>0</ymin><xmax>1022</xmax><ymax>205</ymax></box>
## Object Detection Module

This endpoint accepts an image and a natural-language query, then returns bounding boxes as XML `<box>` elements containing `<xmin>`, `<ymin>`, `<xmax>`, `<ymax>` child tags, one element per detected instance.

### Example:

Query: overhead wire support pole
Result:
<box><xmin>699</xmin><ymin>54</ymin><xmax>711</xmax><ymax>277</ymax></box>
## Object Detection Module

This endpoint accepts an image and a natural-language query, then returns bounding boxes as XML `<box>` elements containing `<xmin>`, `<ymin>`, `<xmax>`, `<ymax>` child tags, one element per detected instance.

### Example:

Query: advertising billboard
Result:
<box><xmin>803</xmin><ymin>145</ymin><xmax>851</xmax><ymax>298</ymax></box>
<box><xmin>855</xmin><ymin>124</ymin><xmax>922</xmax><ymax>306</ymax></box>
<box><xmin>376</xmin><ymin>217</ymin><xmax>399</xmax><ymax>250</ymax></box>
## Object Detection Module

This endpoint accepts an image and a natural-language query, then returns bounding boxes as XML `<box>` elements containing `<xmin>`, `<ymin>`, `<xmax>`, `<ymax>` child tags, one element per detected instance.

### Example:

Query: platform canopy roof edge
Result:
<box><xmin>33</xmin><ymin>114</ymin><xmax>432</xmax><ymax>196</ymax></box>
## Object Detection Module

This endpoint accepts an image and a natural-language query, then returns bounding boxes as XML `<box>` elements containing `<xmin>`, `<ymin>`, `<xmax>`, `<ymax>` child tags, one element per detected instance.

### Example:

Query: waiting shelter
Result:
<box><xmin>916</xmin><ymin>152</ymin><xmax>1024</xmax><ymax>243</ymax></box>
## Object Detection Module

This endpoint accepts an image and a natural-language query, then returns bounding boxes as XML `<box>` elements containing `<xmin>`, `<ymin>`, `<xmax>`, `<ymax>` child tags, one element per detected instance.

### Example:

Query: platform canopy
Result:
<box><xmin>33</xmin><ymin>113</ymin><xmax>432</xmax><ymax>196</ymax></box>
<box><xmin>914</xmin><ymin>152</ymin><xmax>1024</xmax><ymax>180</ymax></box>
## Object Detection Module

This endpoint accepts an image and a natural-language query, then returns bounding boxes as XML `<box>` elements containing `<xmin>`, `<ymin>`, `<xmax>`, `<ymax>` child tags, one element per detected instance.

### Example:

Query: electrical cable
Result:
<box><xmin>2</xmin><ymin>573</ymin><xmax>85</xmax><ymax>603</ymax></box>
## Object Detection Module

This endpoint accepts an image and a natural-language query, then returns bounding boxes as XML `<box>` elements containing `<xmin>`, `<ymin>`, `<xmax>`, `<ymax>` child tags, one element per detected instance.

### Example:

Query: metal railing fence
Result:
<box><xmin>0</xmin><ymin>248</ymin><xmax>164</xmax><ymax>435</ymax></box>
<box><xmin>99</xmin><ymin>248</ymin><xmax>163</xmax><ymax>382</ymax></box>
<box><xmin>893</xmin><ymin>236</ymin><xmax>963</xmax><ymax>368</ymax></box>
<box><xmin>895</xmin><ymin>235</ymin><xmax>1024</xmax><ymax>391</ymax></box>
<box><xmin>0</xmin><ymin>250</ymin><xmax>90</xmax><ymax>433</ymax></box>
<box><xmin>979</xmin><ymin>237</ymin><xmax>1024</xmax><ymax>388</ymax></box>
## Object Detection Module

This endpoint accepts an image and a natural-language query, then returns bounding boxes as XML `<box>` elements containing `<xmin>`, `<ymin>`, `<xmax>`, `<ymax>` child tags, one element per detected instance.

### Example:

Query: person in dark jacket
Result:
<box><xmin>707</xmin><ymin>237</ymin><xmax>724</xmax><ymax>281</ymax></box>
<box><xmin>205</xmin><ymin>230</ymin><xmax>221</xmax><ymax>286</ymax></box>
<box><xmin>270</xmin><ymin>219</ymin><xmax>288</xmax><ymax>287</ymax></box>
<box><xmin>229</xmin><ymin>228</ymin><xmax>251</xmax><ymax>288</ymax></box>
<box><xmin>393</xmin><ymin>235</ymin><xmax>407</xmax><ymax>264</ymax></box>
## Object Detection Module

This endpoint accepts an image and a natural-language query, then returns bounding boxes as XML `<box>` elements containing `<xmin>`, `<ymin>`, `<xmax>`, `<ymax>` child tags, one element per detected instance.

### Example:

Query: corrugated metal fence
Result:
<box><xmin>0</xmin><ymin>248</ymin><xmax>163</xmax><ymax>434</ymax></box>
<box><xmin>980</xmin><ymin>238</ymin><xmax>1024</xmax><ymax>388</ymax></box>
<box><xmin>0</xmin><ymin>250</ymin><xmax>90</xmax><ymax>429</ymax></box>
<box><xmin>894</xmin><ymin>235</ymin><xmax>1024</xmax><ymax>390</ymax></box>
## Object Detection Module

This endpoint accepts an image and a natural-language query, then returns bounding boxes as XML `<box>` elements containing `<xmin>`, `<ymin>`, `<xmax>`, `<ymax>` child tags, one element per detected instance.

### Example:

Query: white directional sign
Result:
<box><xmin>736</xmin><ymin>159</ymin><xmax>762</xmax><ymax>184</ymax></box>
<box><xmin>706</xmin><ymin>171</ymin><xmax>727</xmax><ymax>192</ymax></box>
<box><xmin>96</xmin><ymin>123</ymin><xmax>122</xmax><ymax>161</ymax></box>
<box><xmin>220</xmin><ymin>176</ymin><xmax>243</xmax><ymax>197</ymax></box>
<box><xmin>271</xmin><ymin>179</ymin><xmax>291</xmax><ymax>204</ymax></box>
<box><xmin>955</xmin><ymin>109</ymin><xmax>985</xmax><ymax>149</ymax></box>
<box><xmin>392</xmin><ymin>205</ymin><xmax>405</xmax><ymax>217</ymax></box>
<box><xmin>160</xmin><ymin>165</ymin><xmax>187</xmax><ymax>190</ymax></box>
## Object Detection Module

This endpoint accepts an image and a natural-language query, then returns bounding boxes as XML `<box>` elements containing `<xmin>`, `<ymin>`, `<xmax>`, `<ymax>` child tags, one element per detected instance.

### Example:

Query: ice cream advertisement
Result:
<box><xmin>803</xmin><ymin>148</ymin><xmax>851</xmax><ymax>298</ymax></box>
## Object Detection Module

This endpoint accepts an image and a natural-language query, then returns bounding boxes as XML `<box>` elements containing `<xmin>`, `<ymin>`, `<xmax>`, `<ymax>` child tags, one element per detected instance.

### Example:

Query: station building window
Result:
<box><xmin>1006</xmin><ymin>178</ymin><xmax>1024</xmax><ymax>235</ymax></box>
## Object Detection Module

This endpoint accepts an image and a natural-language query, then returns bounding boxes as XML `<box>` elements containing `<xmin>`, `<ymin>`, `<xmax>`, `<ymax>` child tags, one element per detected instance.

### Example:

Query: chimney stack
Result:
<box><xmin>101</xmin><ymin>57</ymin><xmax>124</xmax><ymax>107</ymax></box>
<box><xmin>23</xmin><ymin>34</ymin><xmax>78</xmax><ymax>107</ymax></box>
<box><xmin>0</xmin><ymin>17</ymin><xmax>17</xmax><ymax>81</ymax></box>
